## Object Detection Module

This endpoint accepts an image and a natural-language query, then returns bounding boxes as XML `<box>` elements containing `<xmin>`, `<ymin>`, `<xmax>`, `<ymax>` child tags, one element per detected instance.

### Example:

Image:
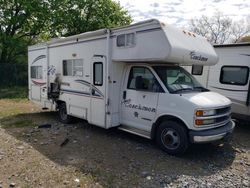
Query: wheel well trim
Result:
<box><xmin>151</xmin><ymin>114</ymin><xmax>189</xmax><ymax>140</ymax></box>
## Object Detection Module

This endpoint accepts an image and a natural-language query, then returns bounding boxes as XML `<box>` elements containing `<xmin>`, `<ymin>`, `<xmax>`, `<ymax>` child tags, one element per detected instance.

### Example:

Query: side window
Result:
<box><xmin>192</xmin><ymin>65</ymin><xmax>203</xmax><ymax>75</ymax></box>
<box><xmin>117</xmin><ymin>33</ymin><xmax>135</xmax><ymax>47</ymax></box>
<box><xmin>127</xmin><ymin>67</ymin><xmax>162</xmax><ymax>92</ymax></box>
<box><xmin>220</xmin><ymin>66</ymin><xmax>249</xmax><ymax>85</ymax></box>
<box><xmin>63</xmin><ymin>59</ymin><xmax>83</xmax><ymax>76</ymax></box>
<box><xmin>31</xmin><ymin>66</ymin><xmax>43</xmax><ymax>79</ymax></box>
<box><xmin>93</xmin><ymin>62</ymin><xmax>103</xmax><ymax>86</ymax></box>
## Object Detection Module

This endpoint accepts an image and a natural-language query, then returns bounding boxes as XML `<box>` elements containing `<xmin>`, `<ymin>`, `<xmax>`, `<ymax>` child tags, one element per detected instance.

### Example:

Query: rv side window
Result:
<box><xmin>220</xmin><ymin>66</ymin><xmax>249</xmax><ymax>85</ymax></box>
<box><xmin>127</xmin><ymin>67</ymin><xmax>162</xmax><ymax>92</ymax></box>
<box><xmin>192</xmin><ymin>65</ymin><xmax>203</xmax><ymax>75</ymax></box>
<box><xmin>31</xmin><ymin>66</ymin><xmax>43</xmax><ymax>79</ymax></box>
<box><xmin>117</xmin><ymin>33</ymin><xmax>135</xmax><ymax>47</ymax></box>
<box><xmin>63</xmin><ymin>59</ymin><xmax>83</xmax><ymax>76</ymax></box>
<box><xmin>93</xmin><ymin>62</ymin><xmax>103</xmax><ymax>86</ymax></box>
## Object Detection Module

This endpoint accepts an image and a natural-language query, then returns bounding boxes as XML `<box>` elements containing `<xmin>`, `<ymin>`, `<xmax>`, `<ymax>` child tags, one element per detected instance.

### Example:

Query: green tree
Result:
<box><xmin>50</xmin><ymin>0</ymin><xmax>132</xmax><ymax>37</ymax></box>
<box><xmin>0</xmin><ymin>0</ymin><xmax>50</xmax><ymax>64</ymax></box>
<box><xmin>190</xmin><ymin>11</ymin><xmax>250</xmax><ymax>44</ymax></box>
<box><xmin>0</xmin><ymin>0</ymin><xmax>132</xmax><ymax>64</ymax></box>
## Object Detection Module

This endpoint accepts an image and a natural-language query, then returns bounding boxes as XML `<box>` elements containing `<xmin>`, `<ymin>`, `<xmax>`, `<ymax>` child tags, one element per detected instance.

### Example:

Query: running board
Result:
<box><xmin>118</xmin><ymin>125</ymin><xmax>151</xmax><ymax>139</ymax></box>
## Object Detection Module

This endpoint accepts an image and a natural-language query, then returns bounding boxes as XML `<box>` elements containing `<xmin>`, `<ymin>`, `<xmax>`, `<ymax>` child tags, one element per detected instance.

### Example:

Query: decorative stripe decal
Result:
<box><xmin>210</xmin><ymin>86</ymin><xmax>248</xmax><ymax>92</ymax></box>
<box><xmin>32</xmin><ymin>55</ymin><xmax>46</xmax><ymax>65</ymax></box>
<box><xmin>31</xmin><ymin>80</ymin><xmax>46</xmax><ymax>86</ymax></box>
<box><xmin>240</xmin><ymin>54</ymin><xmax>250</xmax><ymax>57</ymax></box>
<box><xmin>75</xmin><ymin>79</ymin><xmax>104</xmax><ymax>97</ymax></box>
<box><xmin>61</xmin><ymin>89</ymin><xmax>103</xmax><ymax>99</ymax></box>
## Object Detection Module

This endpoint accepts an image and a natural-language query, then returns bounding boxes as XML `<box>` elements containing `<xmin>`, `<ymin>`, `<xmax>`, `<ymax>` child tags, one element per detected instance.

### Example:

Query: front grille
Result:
<box><xmin>195</xmin><ymin>106</ymin><xmax>231</xmax><ymax>128</ymax></box>
<box><xmin>216</xmin><ymin>106</ymin><xmax>231</xmax><ymax>115</ymax></box>
<box><xmin>215</xmin><ymin>115</ymin><xmax>230</xmax><ymax>124</ymax></box>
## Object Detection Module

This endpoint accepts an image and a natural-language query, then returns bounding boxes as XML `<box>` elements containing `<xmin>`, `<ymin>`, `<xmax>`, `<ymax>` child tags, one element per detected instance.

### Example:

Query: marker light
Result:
<box><xmin>195</xmin><ymin>119</ymin><xmax>216</xmax><ymax>126</ymax></box>
<box><xmin>196</xmin><ymin>109</ymin><xmax>216</xmax><ymax>117</ymax></box>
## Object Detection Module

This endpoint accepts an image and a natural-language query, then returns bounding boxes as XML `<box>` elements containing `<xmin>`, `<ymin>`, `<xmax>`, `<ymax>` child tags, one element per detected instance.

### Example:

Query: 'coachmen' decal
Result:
<box><xmin>123</xmin><ymin>99</ymin><xmax>156</xmax><ymax>113</ymax></box>
<box><xmin>32</xmin><ymin>55</ymin><xmax>46</xmax><ymax>65</ymax></box>
<box><xmin>190</xmin><ymin>51</ymin><xmax>208</xmax><ymax>62</ymax></box>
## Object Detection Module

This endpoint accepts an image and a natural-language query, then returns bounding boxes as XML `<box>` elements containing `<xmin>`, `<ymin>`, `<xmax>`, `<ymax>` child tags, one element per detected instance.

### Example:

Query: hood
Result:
<box><xmin>181</xmin><ymin>91</ymin><xmax>231</xmax><ymax>108</ymax></box>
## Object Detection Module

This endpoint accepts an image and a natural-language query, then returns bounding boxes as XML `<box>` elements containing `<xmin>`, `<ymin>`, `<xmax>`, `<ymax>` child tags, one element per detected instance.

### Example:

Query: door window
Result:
<box><xmin>127</xmin><ymin>67</ymin><xmax>162</xmax><ymax>92</ymax></box>
<box><xmin>93</xmin><ymin>62</ymin><xmax>103</xmax><ymax>86</ymax></box>
<box><xmin>220</xmin><ymin>66</ymin><xmax>249</xmax><ymax>85</ymax></box>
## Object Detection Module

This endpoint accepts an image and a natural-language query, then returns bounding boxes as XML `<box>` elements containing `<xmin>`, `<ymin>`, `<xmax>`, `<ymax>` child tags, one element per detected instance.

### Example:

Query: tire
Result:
<box><xmin>58</xmin><ymin>103</ymin><xmax>72</xmax><ymax>124</ymax></box>
<box><xmin>156</xmin><ymin>120</ymin><xmax>189</xmax><ymax>155</ymax></box>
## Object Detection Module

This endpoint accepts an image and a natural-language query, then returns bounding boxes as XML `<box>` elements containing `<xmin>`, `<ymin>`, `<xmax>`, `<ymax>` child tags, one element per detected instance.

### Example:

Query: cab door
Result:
<box><xmin>120</xmin><ymin>66</ymin><xmax>163</xmax><ymax>132</ymax></box>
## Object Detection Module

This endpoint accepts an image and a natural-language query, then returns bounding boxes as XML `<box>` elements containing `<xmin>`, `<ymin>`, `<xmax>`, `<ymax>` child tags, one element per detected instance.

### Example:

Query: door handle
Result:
<box><xmin>123</xmin><ymin>91</ymin><xmax>127</xmax><ymax>99</ymax></box>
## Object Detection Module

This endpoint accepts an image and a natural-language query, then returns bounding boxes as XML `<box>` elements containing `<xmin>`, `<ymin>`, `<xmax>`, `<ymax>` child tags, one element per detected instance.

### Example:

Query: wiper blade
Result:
<box><xmin>172</xmin><ymin>88</ymin><xmax>194</xmax><ymax>93</ymax></box>
<box><xmin>194</xmin><ymin>86</ymin><xmax>209</xmax><ymax>91</ymax></box>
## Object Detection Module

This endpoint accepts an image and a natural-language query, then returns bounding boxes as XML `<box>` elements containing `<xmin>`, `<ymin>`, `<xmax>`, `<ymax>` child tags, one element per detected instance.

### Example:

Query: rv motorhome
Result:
<box><xmin>184</xmin><ymin>43</ymin><xmax>250</xmax><ymax>121</ymax></box>
<box><xmin>28</xmin><ymin>19</ymin><xmax>234</xmax><ymax>155</ymax></box>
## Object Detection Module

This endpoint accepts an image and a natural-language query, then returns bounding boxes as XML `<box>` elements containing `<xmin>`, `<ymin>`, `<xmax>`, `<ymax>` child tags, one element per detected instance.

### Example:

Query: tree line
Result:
<box><xmin>190</xmin><ymin>11</ymin><xmax>250</xmax><ymax>44</ymax></box>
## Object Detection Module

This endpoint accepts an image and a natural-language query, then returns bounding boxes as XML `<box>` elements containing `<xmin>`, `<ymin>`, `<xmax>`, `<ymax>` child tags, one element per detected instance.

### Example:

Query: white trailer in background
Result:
<box><xmin>28</xmin><ymin>19</ymin><xmax>234</xmax><ymax>155</ymax></box>
<box><xmin>184</xmin><ymin>43</ymin><xmax>250</xmax><ymax>121</ymax></box>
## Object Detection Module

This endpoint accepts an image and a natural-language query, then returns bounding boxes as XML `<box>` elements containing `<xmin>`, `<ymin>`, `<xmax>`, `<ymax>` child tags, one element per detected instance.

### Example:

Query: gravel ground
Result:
<box><xmin>0</xmin><ymin>100</ymin><xmax>249</xmax><ymax>187</ymax></box>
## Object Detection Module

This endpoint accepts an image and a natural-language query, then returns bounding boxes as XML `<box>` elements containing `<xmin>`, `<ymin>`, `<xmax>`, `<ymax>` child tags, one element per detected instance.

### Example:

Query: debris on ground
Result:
<box><xmin>38</xmin><ymin>124</ymin><xmax>52</xmax><ymax>129</ymax></box>
<box><xmin>60</xmin><ymin>138</ymin><xmax>69</xmax><ymax>147</ymax></box>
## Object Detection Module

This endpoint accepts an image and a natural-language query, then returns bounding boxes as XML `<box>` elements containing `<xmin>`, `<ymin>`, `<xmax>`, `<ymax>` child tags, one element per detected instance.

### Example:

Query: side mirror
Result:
<box><xmin>135</xmin><ymin>76</ymin><xmax>143</xmax><ymax>90</ymax></box>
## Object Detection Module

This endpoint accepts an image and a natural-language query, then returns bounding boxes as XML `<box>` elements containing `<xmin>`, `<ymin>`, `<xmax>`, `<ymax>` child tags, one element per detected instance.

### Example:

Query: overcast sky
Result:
<box><xmin>116</xmin><ymin>0</ymin><xmax>250</xmax><ymax>28</ymax></box>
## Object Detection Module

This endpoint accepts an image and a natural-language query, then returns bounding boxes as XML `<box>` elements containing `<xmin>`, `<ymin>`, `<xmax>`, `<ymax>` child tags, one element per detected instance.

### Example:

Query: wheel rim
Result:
<box><xmin>161</xmin><ymin>128</ymin><xmax>181</xmax><ymax>150</ymax></box>
<box><xmin>60</xmin><ymin>105</ymin><xmax>67</xmax><ymax>121</ymax></box>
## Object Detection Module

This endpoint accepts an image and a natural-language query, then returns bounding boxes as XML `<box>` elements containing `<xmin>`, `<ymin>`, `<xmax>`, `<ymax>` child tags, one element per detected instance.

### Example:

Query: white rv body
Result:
<box><xmin>184</xmin><ymin>43</ymin><xmax>250</xmax><ymax>121</ymax></box>
<box><xmin>28</xmin><ymin>19</ymin><xmax>234</xmax><ymax>154</ymax></box>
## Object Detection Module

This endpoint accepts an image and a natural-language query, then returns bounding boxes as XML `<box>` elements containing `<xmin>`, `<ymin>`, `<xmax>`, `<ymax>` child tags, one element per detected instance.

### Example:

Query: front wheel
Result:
<box><xmin>156</xmin><ymin>120</ymin><xmax>189</xmax><ymax>155</ymax></box>
<box><xmin>58</xmin><ymin>103</ymin><xmax>72</xmax><ymax>124</ymax></box>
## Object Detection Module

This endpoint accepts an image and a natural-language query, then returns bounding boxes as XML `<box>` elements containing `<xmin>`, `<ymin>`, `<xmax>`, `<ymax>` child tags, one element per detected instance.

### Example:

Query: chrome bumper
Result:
<box><xmin>189</xmin><ymin>120</ymin><xmax>235</xmax><ymax>143</ymax></box>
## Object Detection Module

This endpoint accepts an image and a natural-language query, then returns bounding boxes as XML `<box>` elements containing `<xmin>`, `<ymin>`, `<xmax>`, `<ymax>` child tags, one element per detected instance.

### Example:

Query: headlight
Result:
<box><xmin>195</xmin><ymin>119</ymin><xmax>216</xmax><ymax>126</ymax></box>
<box><xmin>196</xmin><ymin>109</ymin><xmax>216</xmax><ymax>117</ymax></box>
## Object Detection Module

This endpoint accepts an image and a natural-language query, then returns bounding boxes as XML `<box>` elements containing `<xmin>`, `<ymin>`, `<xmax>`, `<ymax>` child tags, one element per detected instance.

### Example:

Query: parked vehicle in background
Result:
<box><xmin>28</xmin><ymin>19</ymin><xmax>234</xmax><ymax>155</ymax></box>
<box><xmin>184</xmin><ymin>43</ymin><xmax>250</xmax><ymax>121</ymax></box>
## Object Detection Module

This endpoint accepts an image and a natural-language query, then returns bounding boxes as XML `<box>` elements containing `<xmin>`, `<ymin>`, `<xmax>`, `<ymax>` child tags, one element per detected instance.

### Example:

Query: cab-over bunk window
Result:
<box><xmin>117</xmin><ymin>33</ymin><xmax>136</xmax><ymax>47</ymax></box>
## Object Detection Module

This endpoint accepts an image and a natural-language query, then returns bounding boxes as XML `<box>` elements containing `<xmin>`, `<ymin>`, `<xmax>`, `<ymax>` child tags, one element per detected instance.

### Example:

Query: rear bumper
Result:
<box><xmin>189</xmin><ymin>120</ymin><xmax>235</xmax><ymax>143</ymax></box>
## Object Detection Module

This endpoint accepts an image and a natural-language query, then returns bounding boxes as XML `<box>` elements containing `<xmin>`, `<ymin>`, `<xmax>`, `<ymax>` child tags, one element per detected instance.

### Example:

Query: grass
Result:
<box><xmin>0</xmin><ymin>116</ymin><xmax>34</xmax><ymax>128</ymax></box>
<box><xmin>0</xmin><ymin>86</ymin><xmax>28</xmax><ymax>99</ymax></box>
<box><xmin>0</xmin><ymin>91</ymin><xmax>38</xmax><ymax>128</ymax></box>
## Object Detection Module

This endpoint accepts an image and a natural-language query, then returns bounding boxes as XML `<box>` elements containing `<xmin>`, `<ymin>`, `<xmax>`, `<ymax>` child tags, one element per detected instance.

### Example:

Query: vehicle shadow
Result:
<box><xmin>2</xmin><ymin>111</ymin><xmax>240</xmax><ymax>187</ymax></box>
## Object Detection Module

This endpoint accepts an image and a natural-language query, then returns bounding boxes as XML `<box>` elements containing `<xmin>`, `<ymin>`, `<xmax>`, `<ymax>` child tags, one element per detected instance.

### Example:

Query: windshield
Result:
<box><xmin>153</xmin><ymin>66</ymin><xmax>208</xmax><ymax>93</ymax></box>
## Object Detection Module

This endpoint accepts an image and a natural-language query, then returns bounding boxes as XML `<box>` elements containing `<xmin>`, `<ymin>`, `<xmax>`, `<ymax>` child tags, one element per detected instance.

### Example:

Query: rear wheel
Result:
<box><xmin>58</xmin><ymin>103</ymin><xmax>72</xmax><ymax>124</ymax></box>
<box><xmin>156</xmin><ymin>120</ymin><xmax>189</xmax><ymax>155</ymax></box>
